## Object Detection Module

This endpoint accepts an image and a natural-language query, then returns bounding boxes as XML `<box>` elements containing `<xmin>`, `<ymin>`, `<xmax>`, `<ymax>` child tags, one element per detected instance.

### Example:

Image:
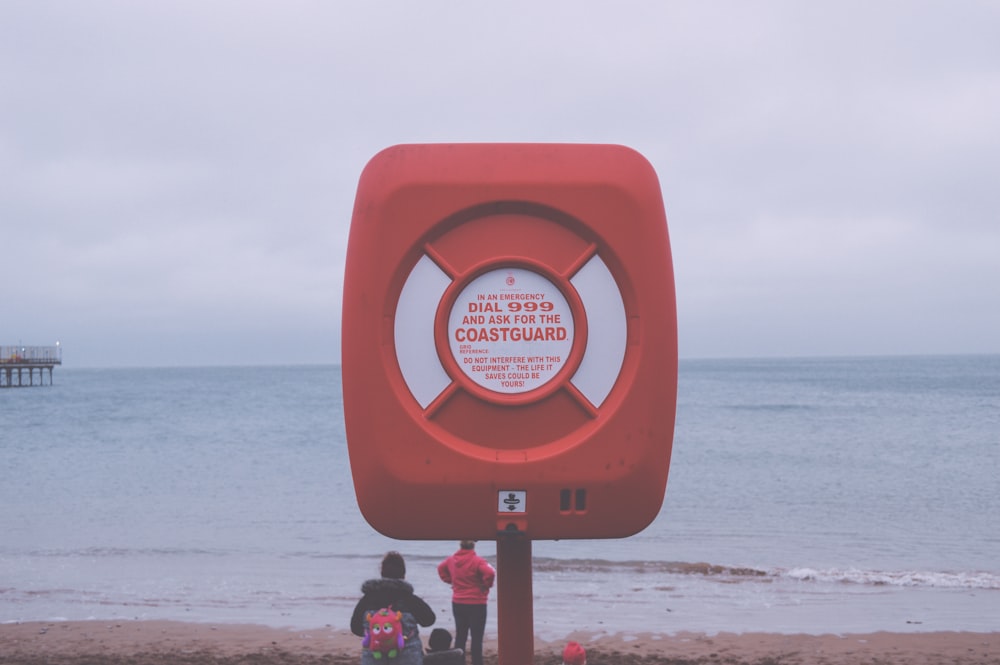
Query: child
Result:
<box><xmin>562</xmin><ymin>641</ymin><xmax>586</xmax><ymax>665</ymax></box>
<box><xmin>424</xmin><ymin>628</ymin><xmax>465</xmax><ymax>665</ymax></box>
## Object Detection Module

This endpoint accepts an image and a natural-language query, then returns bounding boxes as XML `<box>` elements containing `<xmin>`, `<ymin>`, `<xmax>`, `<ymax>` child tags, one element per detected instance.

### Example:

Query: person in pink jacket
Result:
<box><xmin>437</xmin><ymin>540</ymin><xmax>495</xmax><ymax>665</ymax></box>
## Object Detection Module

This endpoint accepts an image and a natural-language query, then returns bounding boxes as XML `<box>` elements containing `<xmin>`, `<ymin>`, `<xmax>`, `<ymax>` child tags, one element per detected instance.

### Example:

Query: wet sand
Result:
<box><xmin>1</xmin><ymin>620</ymin><xmax>998</xmax><ymax>664</ymax></box>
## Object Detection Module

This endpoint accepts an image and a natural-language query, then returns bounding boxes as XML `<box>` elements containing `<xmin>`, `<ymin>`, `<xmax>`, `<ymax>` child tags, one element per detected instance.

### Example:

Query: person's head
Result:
<box><xmin>562</xmin><ymin>641</ymin><xmax>586</xmax><ymax>665</ymax></box>
<box><xmin>428</xmin><ymin>627</ymin><xmax>453</xmax><ymax>652</ymax></box>
<box><xmin>381</xmin><ymin>551</ymin><xmax>406</xmax><ymax>579</ymax></box>
<box><xmin>460</xmin><ymin>540</ymin><xmax>476</xmax><ymax>550</ymax></box>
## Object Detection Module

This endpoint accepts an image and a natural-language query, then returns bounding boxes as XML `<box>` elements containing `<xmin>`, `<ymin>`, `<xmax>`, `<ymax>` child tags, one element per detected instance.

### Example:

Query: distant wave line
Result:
<box><xmin>16</xmin><ymin>550</ymin><xmax>1000</xmax><ymax>591</ymax></box>
<box><xmin>518</xmin><ymin>557</ymin><xmax>1000</xmax><ymax>590</ymax></box>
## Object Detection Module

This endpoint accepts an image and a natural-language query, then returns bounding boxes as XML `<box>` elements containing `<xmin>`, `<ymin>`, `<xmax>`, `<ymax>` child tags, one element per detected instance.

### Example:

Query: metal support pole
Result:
<box><xmin>496</xmin><ymin>534</ymin><xmax>534</xmax><ymax>665</ymax></box>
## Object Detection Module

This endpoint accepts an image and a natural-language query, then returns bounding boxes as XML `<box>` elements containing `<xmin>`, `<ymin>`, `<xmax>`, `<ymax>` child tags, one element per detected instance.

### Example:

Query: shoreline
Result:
<box><xmin>2</xmin><ymin>620</ymin><xmax>997</xmax><ymax>664</ymax></box>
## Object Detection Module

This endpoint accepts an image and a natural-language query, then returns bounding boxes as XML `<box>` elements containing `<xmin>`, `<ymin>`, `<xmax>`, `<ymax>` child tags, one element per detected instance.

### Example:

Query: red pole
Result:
<box><xmin>495</xmin><ymin>534</ymin><xmax>534</xmax><ymax>665</ymax></box>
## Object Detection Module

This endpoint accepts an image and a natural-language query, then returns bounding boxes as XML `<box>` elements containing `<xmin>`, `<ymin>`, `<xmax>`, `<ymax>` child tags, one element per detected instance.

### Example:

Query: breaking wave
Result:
<box><xmin>527</xmin><ymin>557</ymin><xmax>1000</xmax><ymax>590</ymax></box>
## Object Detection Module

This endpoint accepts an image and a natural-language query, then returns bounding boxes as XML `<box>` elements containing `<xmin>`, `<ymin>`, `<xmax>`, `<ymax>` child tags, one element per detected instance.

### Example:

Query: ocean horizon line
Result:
<box><xmin>49</xmin><ymin>351</ymin><xmax>1000</xmax><ymax>372</ymax></box>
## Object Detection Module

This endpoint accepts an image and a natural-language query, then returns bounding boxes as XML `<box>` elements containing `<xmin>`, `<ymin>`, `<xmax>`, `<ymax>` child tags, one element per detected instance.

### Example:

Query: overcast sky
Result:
<box><xmin>3</xmin><ymin>2</ymin><xmax>998</xmax><ymax>368</ymax></box>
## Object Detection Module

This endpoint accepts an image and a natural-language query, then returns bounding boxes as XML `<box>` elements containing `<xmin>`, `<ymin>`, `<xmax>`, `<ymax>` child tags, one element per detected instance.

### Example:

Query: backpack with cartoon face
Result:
<box><xmin>362</xmin><ymin>606</ymin><xmax>404</xmax><ymax>659</ymax></box>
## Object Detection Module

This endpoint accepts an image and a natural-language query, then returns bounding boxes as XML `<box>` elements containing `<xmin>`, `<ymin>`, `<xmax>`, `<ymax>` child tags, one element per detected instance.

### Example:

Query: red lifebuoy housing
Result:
<box><xmin>342</xmin><ymin>143</ymin><xmax>677</xmax><ymax>540</ymax></box>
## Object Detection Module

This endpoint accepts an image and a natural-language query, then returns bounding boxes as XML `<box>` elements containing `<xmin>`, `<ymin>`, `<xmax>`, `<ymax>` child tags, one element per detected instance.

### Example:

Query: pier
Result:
<box><xmin>1</xmin><ymin>344</ymin><xmax>62</xmax><ymax>387</ymax></box>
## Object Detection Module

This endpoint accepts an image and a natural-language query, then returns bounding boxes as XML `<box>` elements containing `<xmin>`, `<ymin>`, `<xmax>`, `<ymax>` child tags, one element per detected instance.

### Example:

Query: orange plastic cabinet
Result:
<box><xmin>342</xmin><ymin>143</ymin><xmax>677</xmax><ymax>540</ymax></box>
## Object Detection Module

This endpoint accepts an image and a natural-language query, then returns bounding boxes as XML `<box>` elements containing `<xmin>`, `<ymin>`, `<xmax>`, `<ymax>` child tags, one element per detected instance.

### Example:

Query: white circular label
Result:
<box><xmin>448</xmin><ymin>268</ymin><xmax>574</xmax><ymax>394</ymax></box>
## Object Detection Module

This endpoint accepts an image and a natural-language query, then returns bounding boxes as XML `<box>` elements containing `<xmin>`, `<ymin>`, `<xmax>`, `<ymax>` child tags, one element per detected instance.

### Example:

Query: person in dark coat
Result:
<box><xmin>424</xmin><ymin>627</ymin><xmax>465</xmax><ymax>665</ymax></box>
<box><xmin>351</xmin><ymin>551</ymin><xmax>436</xmax><ymax>665</ymax></box>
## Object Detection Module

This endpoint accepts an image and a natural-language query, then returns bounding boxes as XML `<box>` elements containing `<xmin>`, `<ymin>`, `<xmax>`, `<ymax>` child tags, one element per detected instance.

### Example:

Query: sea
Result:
<box><xmin>2</xmin><ymin>356</ymin><xmax>998</xmax><ymax>640</ymax></box>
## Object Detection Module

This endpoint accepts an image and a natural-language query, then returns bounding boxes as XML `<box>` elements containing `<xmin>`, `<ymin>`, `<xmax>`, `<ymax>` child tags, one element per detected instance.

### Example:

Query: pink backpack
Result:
<box><xmin>362</xmin><ymin>607</ymin><xmax>404</xmax><ymax>659</ymax></box>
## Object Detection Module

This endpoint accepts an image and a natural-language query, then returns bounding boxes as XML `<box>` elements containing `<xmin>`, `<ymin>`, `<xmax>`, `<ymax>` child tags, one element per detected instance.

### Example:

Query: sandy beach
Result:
<box><xmin>1</xmin><ymin>621</ymin><xmax>997</xmax><ymax>665</ymax></box>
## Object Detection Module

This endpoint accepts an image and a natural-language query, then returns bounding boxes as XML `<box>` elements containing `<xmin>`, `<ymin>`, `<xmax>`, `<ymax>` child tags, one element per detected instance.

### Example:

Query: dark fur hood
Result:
<box><xmin>360</xmin><ymin>577</ymin><xmax>414</xmax><ymax>596</ymax></box>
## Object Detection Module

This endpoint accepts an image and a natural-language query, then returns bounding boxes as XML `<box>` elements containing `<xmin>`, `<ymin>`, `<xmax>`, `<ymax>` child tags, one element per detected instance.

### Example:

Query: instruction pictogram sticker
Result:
<box><xmin>498</xmin><ymin>490</ymin><xmax>527</xmax><ymax>513</ymax></box>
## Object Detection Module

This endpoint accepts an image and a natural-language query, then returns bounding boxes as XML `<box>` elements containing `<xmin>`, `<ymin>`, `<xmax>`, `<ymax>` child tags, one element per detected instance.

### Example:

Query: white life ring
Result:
<box><xmin>394</xmin><ymin>252</ymin><xmax>627</xmax><ymax>411</ymax></box>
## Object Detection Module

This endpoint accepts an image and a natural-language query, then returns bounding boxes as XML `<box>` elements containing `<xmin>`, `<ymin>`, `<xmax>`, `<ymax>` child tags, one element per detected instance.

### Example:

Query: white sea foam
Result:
<box><xmin>784</xmin><ymin>567</ymin><xmax>1000</xmax><ymax>589</ymax></box>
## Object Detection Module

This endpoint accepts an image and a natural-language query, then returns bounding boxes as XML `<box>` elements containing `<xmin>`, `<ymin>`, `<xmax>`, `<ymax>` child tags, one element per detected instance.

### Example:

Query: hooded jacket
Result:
<box><xmin>437</xmin><ymin>547</ymin><xmax>496</xmax><ymax>605</ymax></box>
<box><xmin>350</xmin><ymin>577</ymin><xmax>436</xmax><ymax>638</ymax></box>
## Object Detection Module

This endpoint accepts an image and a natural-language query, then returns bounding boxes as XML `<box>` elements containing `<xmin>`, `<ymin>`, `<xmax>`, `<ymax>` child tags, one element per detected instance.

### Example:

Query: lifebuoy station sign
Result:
<box><xmin>342</xmin><ymin>143</ymin><xmax>677</xmax><ymax>541</ymax></box>
<box><xmin>450</xmin><ymin>267</ymin><xmax>573</xmax><ymax>394</ymax></box>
